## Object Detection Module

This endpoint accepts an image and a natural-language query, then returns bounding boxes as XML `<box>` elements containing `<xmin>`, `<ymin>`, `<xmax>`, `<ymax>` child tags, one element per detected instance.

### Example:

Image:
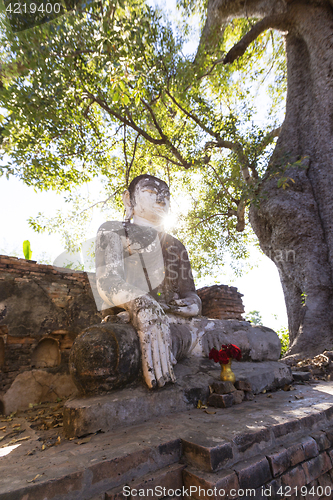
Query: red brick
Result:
<box><xmin>90</xmin><ymin>448</ymin><xmax>151</xmax><ymax>485</ymax></box>
<box><xmin>210</xmin><ymin>381</ymin><xmax>236</xmax><ymax>394</ymax></box>
<box><xmin>234</xmin><ymin>380</ymin><xmax>252</xmax><ymax>392</ymax></box>
<box><xmin>324</xmin><ymin>426</ymin><xmax>333</xmax><ymax>446</ymax></box>
<box><xmin>300</xmin><ymin>437</ymin><xmax>319</xmax><ymax>461</ymax></box>
<box><xmin>183</xmin><ymin>467</ymin><xmax>239</xmax><ymax>500</ymax></box>
<box><xmin>311</xmin><ymin>431</ymin><xmax>331</xmax><ymax>451</ymax></box>
<box><xmin>304</xmin><ymin>479</ymin><xmax>321</xmax><ymax>500</ymax></box>
<box><xmin>106</xmin><ymin>464</ymin><xmax>185</xmax><ymax>500</ymax></box>
<box><xmin>181</xmin><ymin>439</ymin><xmax>233</xmax><ymax>472</ymax></box>
<box><xmin>302</xmin><ymin>452</ymin><xmax>332</xmax><ymax>484</ymax></box>
<box><xmin>317</xmin><ymin>472</ymin><xmax>333</xmax><ymax>490</ymax></box>
<box><xmin>233</xmin><ymin>390</ymin><xmax>245</xmax><ymax>404</ymax></box>
<box><xmin>208</xmin><ymin>393</ymin><xmax>234</xmax><ymax>408</ymax></box>
<box><xmin>284</xmin><ymin>437</ymin><xmax>318</xmax><ymax>467</ymax></box>
<box><xmin>267</xmin><ymin>447</ymin><xmax>290</xmax><ymax>477</ymax></box>
<box><xmin>233</xmin><ymin>456</ymin><xmax>272</xmax><ymax>490</ymax></box>
<box><xmin>281</xmin><ymin>465</ymin><xmax>306</xmax><ymax>489</ymax></box>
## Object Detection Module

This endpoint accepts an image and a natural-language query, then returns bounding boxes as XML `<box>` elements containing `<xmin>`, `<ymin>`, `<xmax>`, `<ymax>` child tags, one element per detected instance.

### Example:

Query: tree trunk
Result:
<box><xmin>250</xmin><ymin>3</ymin><xmax>333</xmax><ymax>358</ymax></box>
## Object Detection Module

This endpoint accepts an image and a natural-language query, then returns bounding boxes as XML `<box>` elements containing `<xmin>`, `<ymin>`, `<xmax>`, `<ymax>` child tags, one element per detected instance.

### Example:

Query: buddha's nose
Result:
<box><xmin>156</xmin><ymin>192</ymin><xmax>166</xmax><ymax>204</ymax></box>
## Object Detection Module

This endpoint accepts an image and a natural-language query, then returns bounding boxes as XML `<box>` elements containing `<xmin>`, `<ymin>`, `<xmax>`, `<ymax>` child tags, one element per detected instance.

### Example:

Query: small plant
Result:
<box><xmin>277</xmin><ymin>326</ymin><xmax>290</xmax><ymax>357</ymax></box>
<box><xmin>23</xmin><ymin>240</ymin><xmax>32</xmax><ymax>260</ymax></box>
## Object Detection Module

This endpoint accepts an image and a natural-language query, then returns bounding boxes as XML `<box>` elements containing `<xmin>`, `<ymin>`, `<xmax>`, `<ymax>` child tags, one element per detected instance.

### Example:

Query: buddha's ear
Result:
<box><xmin>122</xmin><ymin>190</ymin><xmax>133</xmax><ymax>221</ymax></box>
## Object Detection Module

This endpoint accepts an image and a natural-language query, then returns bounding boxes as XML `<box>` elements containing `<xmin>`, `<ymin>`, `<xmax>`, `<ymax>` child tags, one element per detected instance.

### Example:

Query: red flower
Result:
<box><xmin>226</xmin><ymin>344</ymin><xmax>242</xmax><ymax>361</ymax></box>
<box><xmin>209</xmin><ymin>348</ymin><xmax>220</xmax><ymax>363</ymax></box>
<box><xmin>209</xmin><ymin>344</ymin><xmax>242</xmax><ymax>364</ymax></box>
<box><xmin>218</xmin><ymin>350</ymin><xmax>230</xmax><ymax>364</ymax></box>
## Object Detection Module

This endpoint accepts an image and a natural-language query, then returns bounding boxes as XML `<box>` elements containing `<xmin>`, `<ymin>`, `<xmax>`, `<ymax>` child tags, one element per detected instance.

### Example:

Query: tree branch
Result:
<box><xmin>189</xmin><ymin>212</ymin><xmax>233</xmax><ymax>230</ymax></box>
<box><xmin>205</xmin><ymin>140</ymin><xmax>253</xmax><ymax>184</ymax></box>
<box><xmin>84</xmin><ymin>92</ymin><xmax>165</xmax><ymax>146</ymax></box>
<box><xmin>224</xmin><ymin>14</ymin><xmax>289</xmax><ymax>64</ymax></box>
<box><xmin>258</xmin><ymin>126</ymin><xmax>281</xmax><ymax>152</ymax></box>
<box><xmin>209</xmin><ymin>164</ymin><xmax>239</xmax><ymax>204</ymax></box>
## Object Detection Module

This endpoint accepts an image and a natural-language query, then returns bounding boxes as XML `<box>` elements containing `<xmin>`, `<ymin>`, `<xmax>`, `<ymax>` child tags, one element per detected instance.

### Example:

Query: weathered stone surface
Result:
<box><xmin>233</xmin><ymin>456</ymin><xmax>272</xmax><ymax>490</ymax></box>
<box><xmin>105</xmin><ymin>463</ymin><xmax>185</xmax><ymax>499</ymax></box>
<box><xmin>64</xmin><ymin>358</ymin><xmax>292</xmax><ymax>438</ymax></box>
<box><xmin>311</xmin><ymin>431</ymin><xmax>331</xmax><ymax>451</ymax></box>
<box><xmin>302</xmin><ymin>452</ymin><xmax>332</xmax><ymax>484</ymax></box>
<box><xmin>233</xmin><ymin>390</ymin><xmax>244</xmax><ymax>404</ymax></box>
<box><xmin>2</xmin><ymin>370</ymin><xmax>77</xmax><ymax>414</ymax></box>
<box><xmin>183</xmin><ymin>467</ymin><xmax>240</xmax><ymax>500</ymax></box>
<box><xmin>292</xmin><ymin>371</ymin><xmax>312</xmax><ymax>381</ymax></box>
<box><xmin>281</xmin><ymin>464</ymin><xmax>306</xmax><ymax>489</ymax></box>
<box><xmin>182</xmin><ymin>438</ymin><xmax>234</xmax><ymax>472</ymax></box>
<box><xmin>189</xmin><ymin>317</ymin><xmax>281</xmax><ymax>362</ymax></box>
<box><xmin>229</xmin><ymin>361</ymin><xmax>293</xmax><ymax>394</ymax></box>
<box><xmin>69</xmin><ymin>323</ymin><xmax>141</xmax><ymax>395</ymax></box>
<box><xmin>267</xmin><ymin>447</ymin><xmax>291</xmax><ymax>477</ymax></box>
<box><xmin>234</xmin><ymin>380</ymin><xmax>252</xmax><ymax>392</ymax></box>
<box><xmin>243</xmin><ymin>391</ymin><xmax>255</xmax><ymax>401</ymax></box>
<box><xmin>210</xmin><ymin>381</ymin><xmax>236</xmax><ymax>394</ymax></box>
<box><xmin>196</xmin><ymin>284</ymin><xmax>245</xmax><ymax>321</ymax></box>
<box><xmin>208</xmin><ymin>393</ymin><xmax>234</xmax><ymax>408</ymax></box>
<box><xmin>232</xmin><ymin>428</ymin><xmax>272</xmax><ymax>455</ymax></box>
<box><xmin>2</xmin><ymin>380</ymin><xmax>333</xmax><ymax>500</ymax></box>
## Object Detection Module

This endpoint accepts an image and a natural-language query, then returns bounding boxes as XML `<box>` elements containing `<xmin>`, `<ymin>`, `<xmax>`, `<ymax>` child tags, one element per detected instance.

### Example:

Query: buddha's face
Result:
<box><xmin>132</xmin><ymin>178</ymin><xmax>170</xmax><ymax>224</ymax></box>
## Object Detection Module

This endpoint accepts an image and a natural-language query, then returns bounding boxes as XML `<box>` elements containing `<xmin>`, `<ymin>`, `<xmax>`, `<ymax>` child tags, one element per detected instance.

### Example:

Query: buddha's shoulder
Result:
<box><xmin>161</xmin><ymin>232</ymin><xmax>187</xmax><ymax>252</ymax></box>
<box><xmin>97</xmin><ymin>221</ymin><xmax>158</xmax><ymax>241</ymax></box>
<box><xmin>97</xmin><ymin>221</ymin><xmax>125</xmax><ymax>234</ymax></box>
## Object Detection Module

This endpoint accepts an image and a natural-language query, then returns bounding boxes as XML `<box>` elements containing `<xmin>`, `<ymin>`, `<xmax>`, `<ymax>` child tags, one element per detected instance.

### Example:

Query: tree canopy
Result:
<box><xmin>0</xmin><ymin>0</ymin><xmax>286</xmax><ymax>277</ymax></box>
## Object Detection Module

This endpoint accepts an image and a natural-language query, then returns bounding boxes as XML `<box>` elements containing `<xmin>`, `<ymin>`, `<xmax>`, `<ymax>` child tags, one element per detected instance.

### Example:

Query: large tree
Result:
<box><xmin>1</xmin><ymin>0</ymin><xmax>333</xmax><ymax>357</ymax></box>
<box><xmin>197</xmin><ymin>0</ymin><xmax>333</xmax><ymax>358</ymax></box>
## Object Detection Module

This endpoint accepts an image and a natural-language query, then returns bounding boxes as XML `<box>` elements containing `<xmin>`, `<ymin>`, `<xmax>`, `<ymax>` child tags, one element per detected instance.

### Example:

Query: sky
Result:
<box><xmin>0</xmin><ymin>0</ymin><xmax>288</xmax><ymax>332</ymax></box>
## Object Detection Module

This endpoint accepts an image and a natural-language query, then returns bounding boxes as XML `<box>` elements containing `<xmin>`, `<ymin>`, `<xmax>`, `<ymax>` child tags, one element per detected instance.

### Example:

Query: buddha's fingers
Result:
<box><xmin>159</xmin><ymin>323</ymin><xmax>176</xmax><ymax>383</ymax></box>
<box><xmin>157</xmin><ymin>326</ymin><xmax>171</xmax><ymax>384</ymax></box>
<box><xmin>137</xmin><ymin>330</ymin><xmax>156</xmax><ymax>389</ymax></box>
<box><xmin>151</xmin><ymin>327</ymin><xmax>165</xmax><ymax>388</ymax></box>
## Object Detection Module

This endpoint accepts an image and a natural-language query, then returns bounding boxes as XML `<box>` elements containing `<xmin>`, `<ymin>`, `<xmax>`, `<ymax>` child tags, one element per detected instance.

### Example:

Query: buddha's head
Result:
<box><xmin>122</xmin><ymin>174</ymin><xmax>170</xmax><ymax>227</ymax></box>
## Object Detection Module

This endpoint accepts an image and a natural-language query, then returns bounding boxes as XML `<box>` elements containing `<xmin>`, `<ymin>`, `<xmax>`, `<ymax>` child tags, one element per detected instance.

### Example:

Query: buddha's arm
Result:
<box><xmin>96</xmin><ymin>224</ymin><xmax>176</xmax><ymax>389</ymax></box>
<box><xmin>168</xmin><ymin>243</ymin><xmax>202</xmax><ymax>317</ymax></box>
<box><xmin>96</xmin><ymin>227</ymin><xmax>148</xmax><ymax>308</ymax></box>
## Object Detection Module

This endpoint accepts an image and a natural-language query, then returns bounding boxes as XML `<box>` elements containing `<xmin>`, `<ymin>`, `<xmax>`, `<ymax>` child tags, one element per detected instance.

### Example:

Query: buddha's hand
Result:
<box><xmin>168</xmin><ymin>293</ymin><xmax>202</xmax><ymax>317</ymax></box>
<box><xmin>130</xmin><ymin>296</ymin><xmax>176</xmax><ymax>389</ymax></box>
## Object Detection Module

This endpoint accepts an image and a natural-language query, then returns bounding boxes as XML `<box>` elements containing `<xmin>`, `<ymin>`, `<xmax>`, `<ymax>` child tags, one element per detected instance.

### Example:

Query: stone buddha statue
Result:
<box><xmin>69</xmin><ymin>174</ymin><xmax>281</xmax><ymax>395</ymax></box>
<box><xmin>95</xmin><ymin>174</ymin><xmax>202</xmax><ymax>389</ymax></box>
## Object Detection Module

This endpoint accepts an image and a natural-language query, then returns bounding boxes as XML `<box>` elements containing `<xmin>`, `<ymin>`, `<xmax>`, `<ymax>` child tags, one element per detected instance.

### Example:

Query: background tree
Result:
<box><xmin>1</xmin><ymin>0</ymin><xmax>332</xmax><ymax>357</ymax></box>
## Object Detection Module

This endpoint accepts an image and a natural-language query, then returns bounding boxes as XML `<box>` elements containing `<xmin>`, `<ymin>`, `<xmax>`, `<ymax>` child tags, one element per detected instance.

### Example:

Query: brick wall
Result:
<box><xmin>197</xmin><ymin>284</ymin><xmax>245</xmax><ymax>320</ymax></box>
<box><xmin>0</xmin><ymin>255</ymin><xmax>101</xmax><ymax>394</ymax></box>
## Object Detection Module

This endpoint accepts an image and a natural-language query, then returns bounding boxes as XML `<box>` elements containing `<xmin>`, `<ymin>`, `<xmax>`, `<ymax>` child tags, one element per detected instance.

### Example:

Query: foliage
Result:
<box><xmin>245</xmin><ymin>310</ymin><xmax>263</xmax><ymax>326</ymax></box>
<box><xmin>22</xmin><ymin>239</ymin><xmax>32</xmax><ymax>259</ymax></box>
<box><xmin>277</xmin><ymin>326</ymin><xmax>289</xmax><ymax>358</ymax></box>
<box><xmin>0</xmin><ymin>0</ymin><xmax>287</xmax><ymax>277</ymax></box>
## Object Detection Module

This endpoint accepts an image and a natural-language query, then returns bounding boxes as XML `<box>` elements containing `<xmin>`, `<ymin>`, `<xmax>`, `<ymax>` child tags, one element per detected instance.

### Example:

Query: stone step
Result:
<box><xmin>64</xmin><ymin>359</ymin><xmax>292</xmax><ymax>438</ymax></box>
<box><xmin>0</xmin><ymin>436</ymin><xmax>182</xmax><ymax>500</ymax></box>
<box><xmin>182</xmin><ymin>428</ymin><xmax>333</xmax><ymax>500</ymax></box>
<box><xmin>181</xmin><ymin>403</ymin><xmax>332</xmax><ymax>472</ymax></box>
<box><xmin>1</xmin><ymin>380</ymin><xmax>333</xmax><ymax>500</ymax></box>
<box><xmin>104</xmin><ymin>463</ymin><xmax>186</xmax><ymax>499</ymax></box>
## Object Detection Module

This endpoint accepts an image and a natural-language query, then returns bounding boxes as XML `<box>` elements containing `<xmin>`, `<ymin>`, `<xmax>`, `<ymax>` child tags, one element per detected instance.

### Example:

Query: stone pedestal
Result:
<box><xmin>63</xmin><ymin>358</ymin><xmax>292</xmax><ymax>438</ymax></box>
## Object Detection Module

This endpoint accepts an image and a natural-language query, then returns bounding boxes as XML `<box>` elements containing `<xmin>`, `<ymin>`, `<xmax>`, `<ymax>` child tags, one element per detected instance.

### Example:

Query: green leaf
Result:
<box><xmin>23</xmin><ymin>240</ymin><xmax>32</xmax><ymax>260</ymax></box>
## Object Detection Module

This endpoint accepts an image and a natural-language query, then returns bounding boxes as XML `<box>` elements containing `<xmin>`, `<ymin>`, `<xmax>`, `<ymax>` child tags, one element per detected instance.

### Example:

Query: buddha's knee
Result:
<box><xmin>69</xmin><ymin>322</ymin><xmax>141</xmax><ymax>395</ymax></box>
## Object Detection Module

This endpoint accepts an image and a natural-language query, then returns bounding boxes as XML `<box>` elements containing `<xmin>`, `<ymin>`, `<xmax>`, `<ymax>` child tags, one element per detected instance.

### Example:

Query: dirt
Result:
<box><xmin>0</xmin><ymin>399</ymin><xmax>66</xmax><ymax>455</ymax></box>
<box><xmin>286</xmin><ymin>350</ymin><xmax>333</xmax><ymax>381</ymax></box>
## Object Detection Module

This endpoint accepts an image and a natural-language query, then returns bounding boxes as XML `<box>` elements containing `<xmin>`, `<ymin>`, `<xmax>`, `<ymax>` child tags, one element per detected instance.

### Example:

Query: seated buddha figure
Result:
<box><xmin>96</xmin><ymin>174</ymin><xmax>202</xmax><ymax>389</ymax></box>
